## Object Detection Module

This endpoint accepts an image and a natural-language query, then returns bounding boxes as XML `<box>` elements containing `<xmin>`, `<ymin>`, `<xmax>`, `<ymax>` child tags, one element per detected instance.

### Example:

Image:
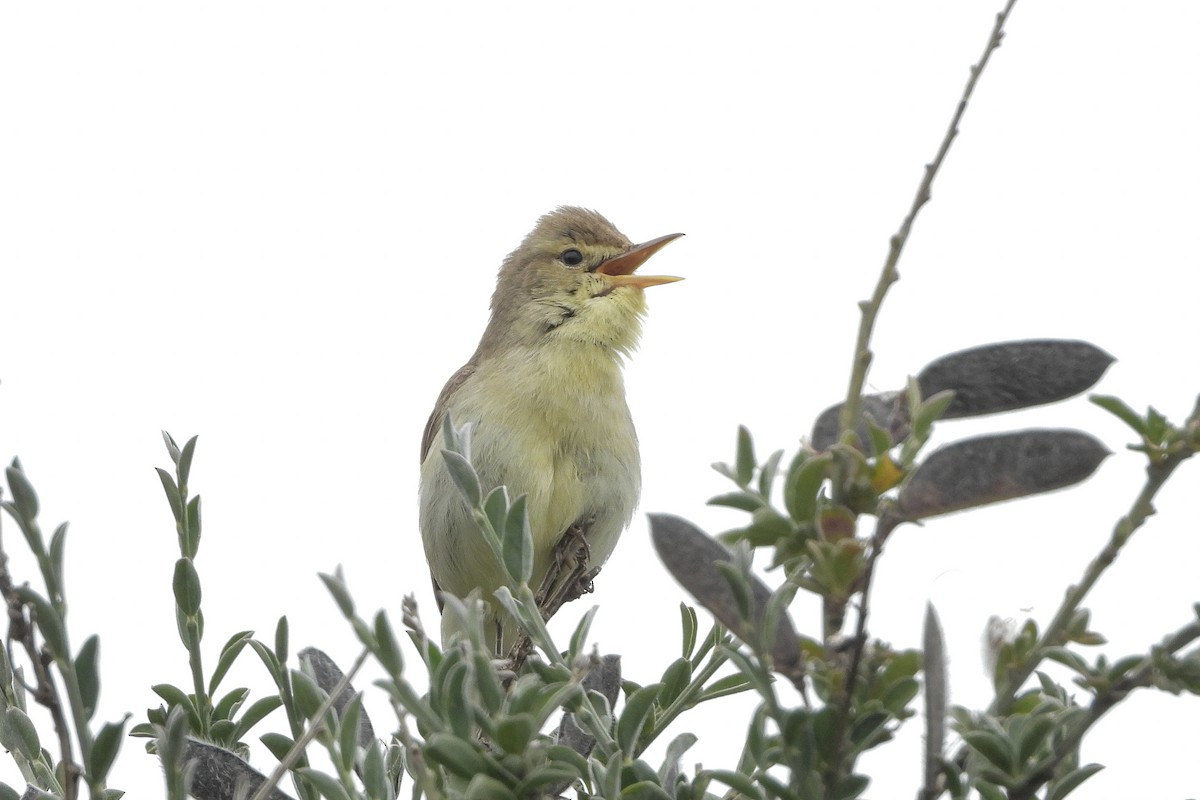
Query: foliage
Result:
<box><xmin>3</xmin><ymin>2</ymin><xmax>1200</xmax><ymax>799</ymax></box>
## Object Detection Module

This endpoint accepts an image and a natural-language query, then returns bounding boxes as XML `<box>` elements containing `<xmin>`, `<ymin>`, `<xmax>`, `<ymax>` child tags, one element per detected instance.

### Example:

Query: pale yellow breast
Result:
<box><xmin>419</xmin><ymin>340</ymin><xmax>641</xmax><ymax>604</ymax></box>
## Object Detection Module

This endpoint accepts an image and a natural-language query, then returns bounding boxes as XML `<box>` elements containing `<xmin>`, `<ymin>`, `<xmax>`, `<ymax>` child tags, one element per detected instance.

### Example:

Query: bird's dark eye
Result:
<box><xmin>559</xmin><ymin>249</ymin><xmax>584</xmax><ymax>267</ymax></box>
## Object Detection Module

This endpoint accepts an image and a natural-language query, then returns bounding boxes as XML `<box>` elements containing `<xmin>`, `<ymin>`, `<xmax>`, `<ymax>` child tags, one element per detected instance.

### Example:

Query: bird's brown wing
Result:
<box><xmin>420</xmin><ymin>361</ymin><xmax>478</xmax><ymax>463</ymax></box>
<box><xmin>421</xmin><ymin>361</ymin><xmax>478</xmax><ymax>613</ymax></box>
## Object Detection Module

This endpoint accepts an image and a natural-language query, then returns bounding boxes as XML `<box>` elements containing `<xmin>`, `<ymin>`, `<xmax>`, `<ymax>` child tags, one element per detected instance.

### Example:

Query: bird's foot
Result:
<box><xmin>535</xmin><ymin>523</ymin><xmax>597</xmax><ymax>621</ymax></box>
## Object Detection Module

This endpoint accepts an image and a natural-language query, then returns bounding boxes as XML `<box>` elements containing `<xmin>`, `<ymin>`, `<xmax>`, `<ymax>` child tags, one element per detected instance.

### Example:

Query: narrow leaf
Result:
<box><xmin>88</xmin><ymin>715</ymin><xmax>131</xmax><ymax>783</ymax></box>
<box><xmin>75</xmin><ymin>635</ymin><xmax>101</xmax><ymax>720</ymax></box>
<box><xmin>4</xmin><ymin>465</ymin><xmax>39</xmax><ymax>521</ymax></box>
<box><xmin>502</xmin><ymin>494</ymin><xmax>533</xmax><ymax>584</ymax></box>
<box><xmin>734</xmin><ymin>426</ymin><xmax>755</xmax><ymax>487</ymax></box>
<box><xmin>172</xmin><ymin>558</ymin><xmax>202</xmax><ymax>616</ymax></box>
<box><xmin>441</xmin><ymin>450</ymin><xmax>482</xmax><ymax>507</ymax></box>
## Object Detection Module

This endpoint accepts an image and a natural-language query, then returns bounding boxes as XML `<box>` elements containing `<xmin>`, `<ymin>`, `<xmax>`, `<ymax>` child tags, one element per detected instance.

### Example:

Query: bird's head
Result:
<box><xmin>481</xmin><ymin>207</ymin><xmax>682</xmax><ymax>356</ymax></box>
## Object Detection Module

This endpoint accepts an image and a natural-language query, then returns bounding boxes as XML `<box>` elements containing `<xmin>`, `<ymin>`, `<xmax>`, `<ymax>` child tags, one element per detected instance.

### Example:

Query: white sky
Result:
<box><xmin>2</xmin><ymin>2</ymin><xmax>1198</xmax><ymax>798</ymax></box>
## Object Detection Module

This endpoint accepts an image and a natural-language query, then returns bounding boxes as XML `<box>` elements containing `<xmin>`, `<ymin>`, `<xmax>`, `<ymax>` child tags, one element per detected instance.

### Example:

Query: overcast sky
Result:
<box><xmin>2</xmin><ymin>2</ymin><xmax>1198</xmax><ymax>798</ymax></box>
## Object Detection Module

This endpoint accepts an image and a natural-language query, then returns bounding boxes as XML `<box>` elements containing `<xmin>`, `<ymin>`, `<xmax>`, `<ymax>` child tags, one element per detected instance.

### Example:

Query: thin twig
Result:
<box><xmin>990</xmin><ymin>455</ymin><xmax>1187</xmax><ymax>715</ymax></box>
<box><xmin>838</xmin><ymin>0</ymin><xmax>1018</xmax><ymax>438</ymax></box>
<box><xmin>824</xmin><ymin>0</ymin><xmax>1020</xmax><ymax>788</ymax></box>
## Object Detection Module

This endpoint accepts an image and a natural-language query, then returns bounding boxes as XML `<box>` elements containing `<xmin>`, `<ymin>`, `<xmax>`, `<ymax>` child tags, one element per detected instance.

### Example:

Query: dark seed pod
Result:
<box><xmin>810</xmin><ymin>392</ymin><xmax>908</xmax><ymax>453</ymax></box>
<box><xmin>917</xmin><ymin>339</ymin><xmax>1114</xmax><ymax>419</ymax></box>
<box><xmin>555</xmin><ymin>654</ymin><xmax>622</xmax><ymax>762</ymax></box>
<box><xmin>649</xmin><ymin>513</ymin><xmax>803</xmax><ymax>677</ymax></box>
<box><xmin>300</xmin><ymin>647</ymin><xmax>375</xmax><ymax>748</ymax></box>
<box><xmin>896</xmin><ymin>429</ymin><xmax>1110</xmax><ymax>521</ymax></box>
<box><xmin>184</xmin><ymin>738</ymin><xmax>295</xmax><ymax>800</ymax></box>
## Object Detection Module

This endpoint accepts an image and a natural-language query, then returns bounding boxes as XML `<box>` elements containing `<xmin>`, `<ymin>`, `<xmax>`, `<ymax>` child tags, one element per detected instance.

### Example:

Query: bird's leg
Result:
<box><xmin>502</xmin><ymin>633</ymin><xmax>535</xmax><ymax>676</ymax></box>
<box><xmin>535</xmin><ymin>520</ymin><xmax>601</xmax><ymax>623</ymax></box>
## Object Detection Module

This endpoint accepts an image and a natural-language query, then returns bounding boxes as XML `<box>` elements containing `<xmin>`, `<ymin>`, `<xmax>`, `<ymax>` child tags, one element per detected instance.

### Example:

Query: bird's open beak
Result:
<box><xmin>596</xmin><ymin>233</ymin><xmax>684</xmax><ymax>289</ymax></box>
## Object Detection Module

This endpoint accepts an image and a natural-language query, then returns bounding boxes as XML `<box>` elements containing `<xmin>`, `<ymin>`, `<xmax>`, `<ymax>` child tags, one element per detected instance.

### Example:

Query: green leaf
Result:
<box><xmin>15</xmin><ymin>587</ymin><xmax>69</xmax><ymax>659</ymax></box>
<box><xmin>209</xmin><ymin>719</ymin><xmax>236</xmax><ymax>742</ymax></box>
<box><xmin>338</xmin><ymin>693</ymin><xmax>366</xmax><ymax>771</ymax></box>
<box><xmin>658</xmin><ymin>732</ymin><xmax>697</xmax><ymax>785</ymax></box>
<box><xmin>757</xmin><ymin>449</ymin><xmax>785</xmax><ymax>498</ymax></box>
<box><xmin>1014</xmin><ymin>714</ymin><xmax>1055</xmax><ymax>763</ymax></box>
<box><xmin>699</xmin><ymin>672</ymin><xmax>754</xmax><ymax>701</ymax></box>
<box><xmin>734</xmin><ymin>425</ymin><xmax>756</xmax><ymax>487</ymax></box>
<box><xmin>48</xmin><ymin>523</ymin><xmax>68</xmax><ymax>592</ymax></box>
<box><xmin>1043</xmin><ymin>647</ymin><xmax>1091</xmax><ymax>677</ymax></box>
<box><xmin>849</xmin><ymin>711</ymin><xmax>890</xmax><ymax>748</ymax></box>
<box><xmin>75</xmin><ymin>635</ymin><xmax>101</xmax><ymax>720</ymax></box>
<box><xmin>502</xmin><ymin>494</ymin><xmax>533</xmax><ymax>584</ymax></box>
<box><xmin>1145</xmin><ymin>405</ymin><xmax>1169</xmax><ymax>442</ymax></box>
<box><xmin>833</xmin><ymin>773</ymin><xmax>870</xmax><ymax>800</ymax></box>
<box><xmin>866</xmin><ymin>417</ymin><xmax>895</xmax><ymax>459</ymax></box>
<box><xmin>362</xmin><ymin>742</ymin><xmax>390</xmax><ymax>800</ymax></box>
<box><xmin>247</xmin><ymin>639</ymin><xmax>282</xmax><ymax>682</ymax></box>
<box><xmin>233</xmin><ymin>695</ymin><xmax>283</xmax><ymax>740</ymax></box>
<box><xmin>291</xmin><ymin>668</ymin><xmax>327</xmax><ymax>720</ymax></box>
<box><xmin>915</xmin><ymin>389</ymin><xmax>956</xmax><ymax>429</ymax></box>
<box><xmin>172</xmin><ymin>557</ymin><xmax>202</xmax><ymax>616</ymax></box>
<box><xmin>962</xmin><ymin>730</ymin><xmax>1014</xmax><ymax>773</ymax></box>
<box><xmin>212</xmin><ymin>687</ymin><xmax>249</xmax><ymax>722</ymax></box>
<box><xmin>373</xmin><ymin>611</ymin><xmax>404</xmax><ymax>676</ymax></box>
<box><xmin>568</xmin><ymin>606</ymin><xmax>599</xmax><ymax>660</ymax></box>
<box><xmin>184</xmin><ymin>496</ymin><xmax>202</xmax><ymax>556</ymax></box>
<box><xmin>1046</xmin><ymin>763</ymin><xmax>1104</xmax><ymax>800</ymax></box>
<box><xmin>439</xmin><ymin>661</ymin><xmax>475</xmax><ymax>739</ymax></box>
<box><xmin>710</xmin><ymin>461</ymin><xmax>738</xmax><ymax>483</ymax></box>
<box><xmin>882</xmin><ymin>677</ymin><xmax>920</xmax><ymax>715</ymax></box>
<box><xmin>5</xmin><ymin>464</ymin><xmax>39</xmax><ymax>522</ymax></box>
<box><xmin>494</xmin><ymin>713</ymin><xmax>537</xmax><ymax>755</ymax></box>
<box><xmin>178</xmin><ymin>435</ymin><xmax>198</xmax><ymax>488</ymax></box>
<box><xmin>296</xmin><ymin>767</ymin><xmax>354</xmax><ymax>800</ymax></box>
<box><xmin>679</xmin><ymin>604</ymin><xmax>698</xmax><ymax>660</ymax></box>
<box><xmin>87</xmin><ymin>714</ymin><xmax>130</xmax><ymax>783</ymax></box>
<box><xmin>615</xmin><ymin>683</ymin><xmax>662</xmax><ymax>755</ymax></box>
<box><xmin>464</xmin><ymin>774</ymin><xmax>518</xmax><ymax>800</ymax></box>
<box><xmin>1</xmin><ymin>707</ymin><xmax>41</xmax><ymax>760</ymax></box>
<box><xmin>977</xmin><ymin>781</ymin><xmax>1006</xmax><ymax>800</ymax></box>
<box><xmin>620</xmin><ymin>781</ymin><xmax>674</xmax><ymax>800</ymax></box>
<box><xmin>424</xmin><ymin>731</ymin><xmax>488</xmax><ymax>779</ymax></box>
<box><xmin>706</xmin><ymin>491</ymin><xmax>764</xmax><ymax>512</ymax></box>
<box><xmin>705</xmin><ymin>768</ymin><xmax>764</xmax><ymax>800</ymax></box>
<box><xmin>1090</xmin><ymin>395</ymin><xmax>1147</xmax><ymax>436</ymax></box>
<box><xmin>546</xmin><ymin>742</ymin><xmax>590</xmax><ymax>778</ymax></box>
<box><xmin>274</xmin><ymin>615</ymin><xmax>289</xmax><ymax>664</ymax></box>
<box><xmin>784</xmin><ymin>451</ymin><xmax>831</xmax><ymax>524</ymax></box>
<box><xmin>517</xmin><ymin>763</ymin><xmax>584</xmax><ymax>796</ymax></box>
<box><xmin>261</xmin><ymin>731</ymin><xmax>295</xmax><ymax>762</ymax></box>
<box><xmin>209</xmin><ymin>630</ymin><xmax>253</xmax><ymax>696</ymax></box>
<box><xmin>156</xmin><ymin>467</ymin><xmax>183</xmax><ymax>523</ymax></box>
<box><xmin>483</xmin><ymin>486</ymin><xmax>509</xmax><ymax>536</ymax></box>
<box><xmin>441</xmin><ymin>450</ymin><xmax>482</xmax><ymax>507</ymax></box>
<box><xmin>658</xmin><ymin>658</ymin><xmax>692</xmax><ymax>707</ymax></box>
<box><xmin>471</xmin><ymin>650</ymin><xmax>505</xmax><ymax>715</ymax></box>
<box><xmin>162</xmin><ymin>430</ymin><xmax>182</xmax><ymax>463</ymax></box>
<box><xmin>319</xmin><ymin>570</ymin><xmax>355</xmax><ymax>618</ymax></box>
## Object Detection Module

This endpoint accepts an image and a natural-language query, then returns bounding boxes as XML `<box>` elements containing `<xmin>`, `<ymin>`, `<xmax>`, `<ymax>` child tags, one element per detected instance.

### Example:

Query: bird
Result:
<box><xmin>418</xmin><ymin>206</ymin><xmax>682</xmax><ymax>654</ymax></box>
